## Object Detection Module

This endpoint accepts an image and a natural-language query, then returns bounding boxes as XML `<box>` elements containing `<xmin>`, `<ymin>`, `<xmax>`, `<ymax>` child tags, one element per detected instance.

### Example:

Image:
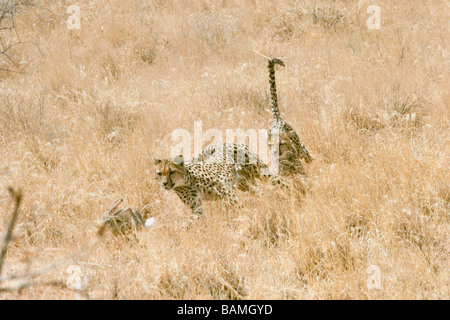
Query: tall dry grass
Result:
<box><xmin>0</xmin><ymin>0</ymin><xmax>448</xmax><ymax>299</ymax></box>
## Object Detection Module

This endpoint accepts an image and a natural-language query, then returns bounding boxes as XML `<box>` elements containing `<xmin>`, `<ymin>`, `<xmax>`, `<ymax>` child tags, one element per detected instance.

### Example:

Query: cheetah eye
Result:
<box><xmin>156</xmin><ymin>172</ymin><xmax>161</xmax><ymax>176</ymax></box>
<box><xmin>169</xmin><ymin>170</ymin><xmax>176</xmax><ymax>174</ymax></box>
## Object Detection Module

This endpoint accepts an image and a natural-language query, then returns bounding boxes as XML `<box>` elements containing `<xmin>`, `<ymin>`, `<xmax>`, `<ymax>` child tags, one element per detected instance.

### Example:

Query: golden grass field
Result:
<box><xmin>0</xmin><ymin>0</ymin><xmax>448</xmax><ymax>299</ymax></box>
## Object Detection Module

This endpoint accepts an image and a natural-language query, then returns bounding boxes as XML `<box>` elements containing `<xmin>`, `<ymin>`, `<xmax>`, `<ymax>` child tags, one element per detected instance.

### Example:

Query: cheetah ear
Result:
<box><xmin>153</xmin><ymin>159</ymin><xmax>162</xmax><ymax>165</ymax></box>
<box><xmin>173</xmin><ymin>155</ymin><xmax>184</xmax><ymax>166</ymax></box>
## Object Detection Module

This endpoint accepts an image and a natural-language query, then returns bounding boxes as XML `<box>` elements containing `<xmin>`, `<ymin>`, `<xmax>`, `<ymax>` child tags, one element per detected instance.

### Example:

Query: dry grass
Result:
<box><xmin>0</xmin><ymin>0</ymin><xmax>448</xmax><ymax>299</ymax></box>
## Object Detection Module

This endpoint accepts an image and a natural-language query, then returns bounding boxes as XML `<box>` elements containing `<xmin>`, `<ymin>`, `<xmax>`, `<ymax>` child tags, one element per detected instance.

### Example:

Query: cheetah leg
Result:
<box><xmin>235</xmin><ymin>169</ymin><xmax>254</xmax><ymax>192</ymax></box>
<box><xmin>269</xmin><ymin>174</ymin><xmax>291</xmax><ymax>188</ymax></box>
<box><xmin>218</xmin><ymin>184</ymin><xmax>241</xmax><ymax>209</ymax></box>
<box><xmin>176</xmin><ymin>190</ymin><xmax>205</xmax><ymax>218</ymax></box>
<box><xmin>189</xmin><ymin>194</ymin><xmax>205</xmax><ymax>217</ymax></box>
<box><xmin>228</xmin><ymin>190</ymin><xmax>242</xmax><ymax>209</ymax></box>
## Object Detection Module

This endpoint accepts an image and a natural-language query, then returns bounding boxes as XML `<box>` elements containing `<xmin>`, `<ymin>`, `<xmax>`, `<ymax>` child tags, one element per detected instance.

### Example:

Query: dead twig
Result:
<box><xmin>252</xmin><ymin>49</ymin><xmax>272</xmax><ymax>61</ymax></box>
<box><xmin>0</xmin><ymin>0</ymin><xmax>45</xmax><ymax>73</ymax></box>
<box><xmin>0</xmin><ymin>279</ymin><xmax>69</xmax><ymax>293</ymax></box>
<box><xmin>0</xmin><ymin>187</ymin><xmax>22</xmax><ymax>277</ymax></box>
<box><xmin>0</xmin><ymin>187</ymin><xmax>105</xmax><ymax>297</ymax></box>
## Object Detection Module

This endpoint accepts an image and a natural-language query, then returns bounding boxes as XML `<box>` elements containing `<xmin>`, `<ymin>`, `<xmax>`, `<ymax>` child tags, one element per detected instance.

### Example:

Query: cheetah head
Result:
<box><xmin>153</xmin><ymin>155</ymin><xmax>188</xmax><ymax>190</ymax></box>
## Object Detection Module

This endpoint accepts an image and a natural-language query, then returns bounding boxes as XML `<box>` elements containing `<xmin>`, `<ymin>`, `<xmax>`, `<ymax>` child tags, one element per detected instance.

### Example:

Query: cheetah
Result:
<box><xmin>197</xmin><ymin>142</ymin><xmax>291</xmax><ymax>189</ymax></box>
<box><xmin>195</xmin><ymin>142</ymin><xmax>269</xmax><ymax>192</ymax></box>
<box><xmin>154</xmin><ymin>154</ymin><xmax>244</xmax><ymax>217</ymax></box>
<box><xmin>154</xmin><ymin>143</ymin><xmax>279</xmax><ymax>217</ymax></box>
<box><xmin>266</xmin><ymin>58</ymin><xmax>313</xmax><ymax>178</ymax></box>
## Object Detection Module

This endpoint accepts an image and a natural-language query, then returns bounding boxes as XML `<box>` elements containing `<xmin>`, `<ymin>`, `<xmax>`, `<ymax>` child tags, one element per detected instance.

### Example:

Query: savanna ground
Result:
<box><xmin>0</xmin><ymin>0</ymin><xmax>448</xmax><ymax>299</ymax></box>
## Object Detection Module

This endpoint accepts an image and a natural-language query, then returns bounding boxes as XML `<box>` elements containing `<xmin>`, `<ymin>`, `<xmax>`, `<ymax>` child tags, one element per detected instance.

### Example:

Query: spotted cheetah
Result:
<box><xmin>154</xmin><ymin>153</ymin><xmax>245</xmax><ymax>217</ymax></box>
<box><xmin>197</xmin><ymin>142</ymin><xmax>290</xmax><ymax>189</ymax></box>
<box><xmin>195</xmin><ymin>142</ymin><xmax>268</xmax><ymax>192</ymax></box>
<box><xmin>266</xmin><ymin>58</ymin><xmax>313</xmax><ymax>178</ymax></box>
<box><xmin>154</xmin><ymin>143</ymin><xmax>283</xmax><ymax>217</ymax></box>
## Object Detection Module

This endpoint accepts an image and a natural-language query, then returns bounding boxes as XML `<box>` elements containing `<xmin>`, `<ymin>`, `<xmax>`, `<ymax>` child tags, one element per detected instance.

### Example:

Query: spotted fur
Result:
<box><xmin>154</xmin><ymin>154</ymin><xmax>245</xmax><ymax>217</ymax></box>
<box><xmin>196</xmin><ymin>142</ymin><xmax>269</xmax><ymax>192</ymax></box>
<box><xmin>154</xmin><ymin>143</ymin><xmax>287</xmax><ymax>217</ymax></box>
<box><xmin>267</xmin><ymin>58</ymin><xmax>313</xmax><ymax>177</ymax></box>
<box><xmin>199</xmin><ymin>142</ymin><xmax>295</xmax><ymax>188</ymax></box>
